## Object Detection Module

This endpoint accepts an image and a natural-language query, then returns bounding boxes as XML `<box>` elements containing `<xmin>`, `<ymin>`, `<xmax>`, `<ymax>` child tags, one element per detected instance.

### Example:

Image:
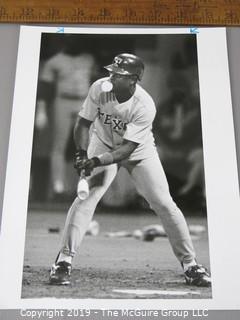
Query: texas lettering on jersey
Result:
<box><xmin>79</xmin><ymin>77</ymin><xmax>156</xmax><ymax>160</ymax></box>
<box><xmin>97</xmin><ymin>107</ymin><xmax>128</xmax><ymax>132</ymax></box>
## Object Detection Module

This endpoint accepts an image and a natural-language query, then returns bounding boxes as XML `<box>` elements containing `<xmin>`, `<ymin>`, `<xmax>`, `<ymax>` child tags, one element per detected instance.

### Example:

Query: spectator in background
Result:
<box><xmin>178</xmin><ymin>148</ymin><xmax>205</xmax><ymax>200</ymax></box>
<box><xmin>153</xmin><ymin>52</ymin><xmax>205</xmax><ymax>207</ymax></box>
<box><xmin>36</xmin><ymin>36</ymin><xmax>97</xmax><ymax>199</ymax></box>
<box><xmin>30</xmin><ymin>61</ymin><xmax>53</xmax><ymax>202</ymax></box>
<box><xmin>177</xmin><ymin>78</ymin><xmax>205</xmax><ymax>206</ymax></box>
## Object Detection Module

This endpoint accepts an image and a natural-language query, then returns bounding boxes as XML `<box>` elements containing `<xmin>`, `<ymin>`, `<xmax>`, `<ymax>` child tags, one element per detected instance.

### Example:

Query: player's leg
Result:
<box><xmin>128</xmin><ymin>154</ymin><xmax>195</xmax><ymax>264</ymax></box>
<box><xmin>59</xmin><ymin>163</ymin><xmax>117</xmax><ymax>258</ymax></box>
<box><xmin>126</xmin><ymin>153</ymin><xmax>210</xmax><ymax>286</ymax></box>
<box><xmin>49</xmin><ymin>165</ymin><xmax>117</xmax><ymax>285</ymax></box>
<box><xmin>49</xmin><ymin>133</ymin><xmax>118</xmax><ymax>284</ymax></box>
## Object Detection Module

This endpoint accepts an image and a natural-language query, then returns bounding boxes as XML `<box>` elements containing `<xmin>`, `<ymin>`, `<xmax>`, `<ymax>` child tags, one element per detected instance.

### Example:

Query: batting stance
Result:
<box><xmin>49</xmin><ymin>53</ymin><xmax>211</xmax><ymax>287</ymax></box>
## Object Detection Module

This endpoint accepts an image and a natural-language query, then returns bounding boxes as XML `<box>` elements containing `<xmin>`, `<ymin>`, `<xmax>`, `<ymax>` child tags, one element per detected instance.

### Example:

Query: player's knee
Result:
<box><xmin>150</xmin><ymin>194</ymin><xmax>178</xmax><ymax>215</ymax></box>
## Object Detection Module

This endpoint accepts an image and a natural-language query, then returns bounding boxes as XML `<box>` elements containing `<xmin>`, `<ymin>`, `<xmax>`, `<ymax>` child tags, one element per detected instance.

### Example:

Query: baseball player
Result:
<box><xmin>49</xmin><ymin>53</ymin><xmax>211</xmax><ymax>287</ymax></box>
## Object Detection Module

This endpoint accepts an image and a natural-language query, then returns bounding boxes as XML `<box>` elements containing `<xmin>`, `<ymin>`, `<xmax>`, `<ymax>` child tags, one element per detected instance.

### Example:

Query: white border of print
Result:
<box><xmin>0</xmin><ymin>26</ymin><xmax>240</xmax><ymax>310</ymax></box>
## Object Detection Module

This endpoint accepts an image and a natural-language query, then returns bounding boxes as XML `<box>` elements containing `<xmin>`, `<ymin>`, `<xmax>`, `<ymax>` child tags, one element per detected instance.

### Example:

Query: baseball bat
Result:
<box><xmin>77</xmin><ymin>170</ymin><xmax>89</xmax><ymax>200</ymax></box>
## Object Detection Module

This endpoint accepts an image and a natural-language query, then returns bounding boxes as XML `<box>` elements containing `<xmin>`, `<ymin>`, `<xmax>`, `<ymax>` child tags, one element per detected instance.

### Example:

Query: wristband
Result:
<box><xmin>97</xmin><ymin>152</ymin><xmax>114</xmax><ymax>166</ymax></box>
<box><xmin>91</xmin><ymin>157</ymin><xmax>101</xmax><ymax>167</ymax></box>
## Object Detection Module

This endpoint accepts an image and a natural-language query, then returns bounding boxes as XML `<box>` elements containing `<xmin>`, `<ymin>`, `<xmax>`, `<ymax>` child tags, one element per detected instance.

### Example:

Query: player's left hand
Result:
<box><xmin>81</xmin><ymin>157</ymin><xmax>101</xmax><ymax>173</ymax></box>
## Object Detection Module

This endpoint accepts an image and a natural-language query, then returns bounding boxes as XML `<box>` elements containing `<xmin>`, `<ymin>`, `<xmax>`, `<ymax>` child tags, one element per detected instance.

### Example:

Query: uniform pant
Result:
<box><xmin>60</xmin><ymin>132</ymin><xmax>196</xmax><ymax>265</ymax></box>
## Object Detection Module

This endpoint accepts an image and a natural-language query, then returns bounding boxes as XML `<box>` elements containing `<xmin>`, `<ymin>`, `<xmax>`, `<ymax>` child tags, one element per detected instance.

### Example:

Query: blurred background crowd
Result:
<box><xmin>29</xmin><ymin>33</ymin><xmax>205</xmax><ymax>213</ymax></box>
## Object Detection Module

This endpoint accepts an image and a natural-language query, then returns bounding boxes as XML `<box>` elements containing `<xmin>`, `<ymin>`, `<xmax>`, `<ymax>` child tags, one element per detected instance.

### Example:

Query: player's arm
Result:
<box><xmin>74</xmin><ymin>115</ymin><xmax>92</xmax><ymax>151</ymax></box>
<box><xmin>81</xmin><ymin>139</ymin><xmax>138</xmax><ymax>170</ymax></box>
<box><xmin>111</xmin><ymin>139</ymin><xmax>139</xmax><ymax>162</ymax></box>
<box><xmin>98</xmin><ymin>139</ymin><xmax>138</xmax><ymax>165</ymax></box>
<box><xmin>82</xmin><ymin>104</ymin><xmax>156</xmax><ymax>170</ymax></box>
<box><xmin>74</xmin><ymin>115</ymin><xmax>93</xmax><ymax>176</ymax></box>
<box><xmin>74</xmin><ymin>81</ymin><xmax>99</xmax><ymax>175</ymax></box>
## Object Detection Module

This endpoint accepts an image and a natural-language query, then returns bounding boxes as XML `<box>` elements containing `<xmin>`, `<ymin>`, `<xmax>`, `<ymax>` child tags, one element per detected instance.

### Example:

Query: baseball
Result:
<box><xmin>101</xmin><ymin>80</ymin><xmax>113</xmax><ymax>92</ymax></box>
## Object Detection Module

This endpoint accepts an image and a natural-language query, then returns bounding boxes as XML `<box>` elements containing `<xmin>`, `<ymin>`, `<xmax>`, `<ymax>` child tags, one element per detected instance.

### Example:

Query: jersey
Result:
<box><xmin>40</xmin><ymin>52</ymin><xmax>95</xmax><ymax>99</ymax></box>
<box><xmin>79</xmin><ymin>77</ymin><xmax>157</xmax><ymax>160</ymax></box>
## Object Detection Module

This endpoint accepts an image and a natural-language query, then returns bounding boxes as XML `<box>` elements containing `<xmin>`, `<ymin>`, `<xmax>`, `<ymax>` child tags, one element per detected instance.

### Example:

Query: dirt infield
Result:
<box><xmin>22</xmin><ymin>209</ymin><xmax>212</xmax><ymax>299</ymax></box>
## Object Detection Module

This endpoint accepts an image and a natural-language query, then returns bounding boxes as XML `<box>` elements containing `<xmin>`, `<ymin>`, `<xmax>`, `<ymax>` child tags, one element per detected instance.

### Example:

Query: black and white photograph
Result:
<box><xmin>0</xmin><ymin>26</ymin><xmax>240</xmax><ymax>310</ymax></box>
<box><xmin>22</xmin><ymin>30</ymin><xmax>211</xmax><ymax>299</ymax></box>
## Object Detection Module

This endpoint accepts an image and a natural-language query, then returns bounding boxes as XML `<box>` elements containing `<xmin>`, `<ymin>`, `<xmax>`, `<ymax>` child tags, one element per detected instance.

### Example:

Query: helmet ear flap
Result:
<box><xmin>104</xmin><ymin>53</ymin><xmax>144</xmax><ymax>81</ymax></box>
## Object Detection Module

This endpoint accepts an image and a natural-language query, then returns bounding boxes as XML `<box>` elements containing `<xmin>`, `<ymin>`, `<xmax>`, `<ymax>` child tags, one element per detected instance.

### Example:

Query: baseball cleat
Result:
<box><xmin>49</xmin><ymin>261</ymin><xmax>72</xmax><ymax>285</ymax></box>
<box><xmin>184</xmin><ymin>264</ymin><xmax>211</xmax><ymax>287</ymax></box>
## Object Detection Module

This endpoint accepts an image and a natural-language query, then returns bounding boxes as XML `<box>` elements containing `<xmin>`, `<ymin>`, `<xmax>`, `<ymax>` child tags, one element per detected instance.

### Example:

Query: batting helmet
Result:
<box><xmin>104</xmin><ymin>53</ymin><xmax>144</xmax><ymax>81</ymax></box>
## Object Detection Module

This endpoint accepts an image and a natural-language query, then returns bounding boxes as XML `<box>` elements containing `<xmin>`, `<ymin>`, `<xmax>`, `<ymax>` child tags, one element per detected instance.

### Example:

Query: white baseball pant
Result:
<box><xmin>60</xmin><ymin>132</ymin><xmax>196</xmax><ymax>264</ymax></box>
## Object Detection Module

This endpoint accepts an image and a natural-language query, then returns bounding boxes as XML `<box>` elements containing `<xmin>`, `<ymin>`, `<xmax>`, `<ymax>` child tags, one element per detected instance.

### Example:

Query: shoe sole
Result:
<box><xmin>49</xmin><ymin>278</ymin><xmax>70</xmax><ymax>285</ymax></box>
<box><xmin>185</xmin><ymin>277</ymin><xmax>211</xmax><ymax>287</ymax></box>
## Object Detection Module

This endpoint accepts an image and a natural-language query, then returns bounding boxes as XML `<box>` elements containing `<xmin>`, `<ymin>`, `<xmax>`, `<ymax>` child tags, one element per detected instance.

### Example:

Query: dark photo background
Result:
<box><xmin>30</xmin><ymin>33</ymin><xmax>205</xmax><ymax>214</ymax></box>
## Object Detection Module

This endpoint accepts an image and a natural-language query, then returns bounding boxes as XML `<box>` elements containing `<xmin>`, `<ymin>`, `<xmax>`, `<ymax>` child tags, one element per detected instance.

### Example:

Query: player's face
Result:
<box><xmin>109</xmin><ymin>72</ymin><xmax>136</xmax><ymax>91</ymax></box>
